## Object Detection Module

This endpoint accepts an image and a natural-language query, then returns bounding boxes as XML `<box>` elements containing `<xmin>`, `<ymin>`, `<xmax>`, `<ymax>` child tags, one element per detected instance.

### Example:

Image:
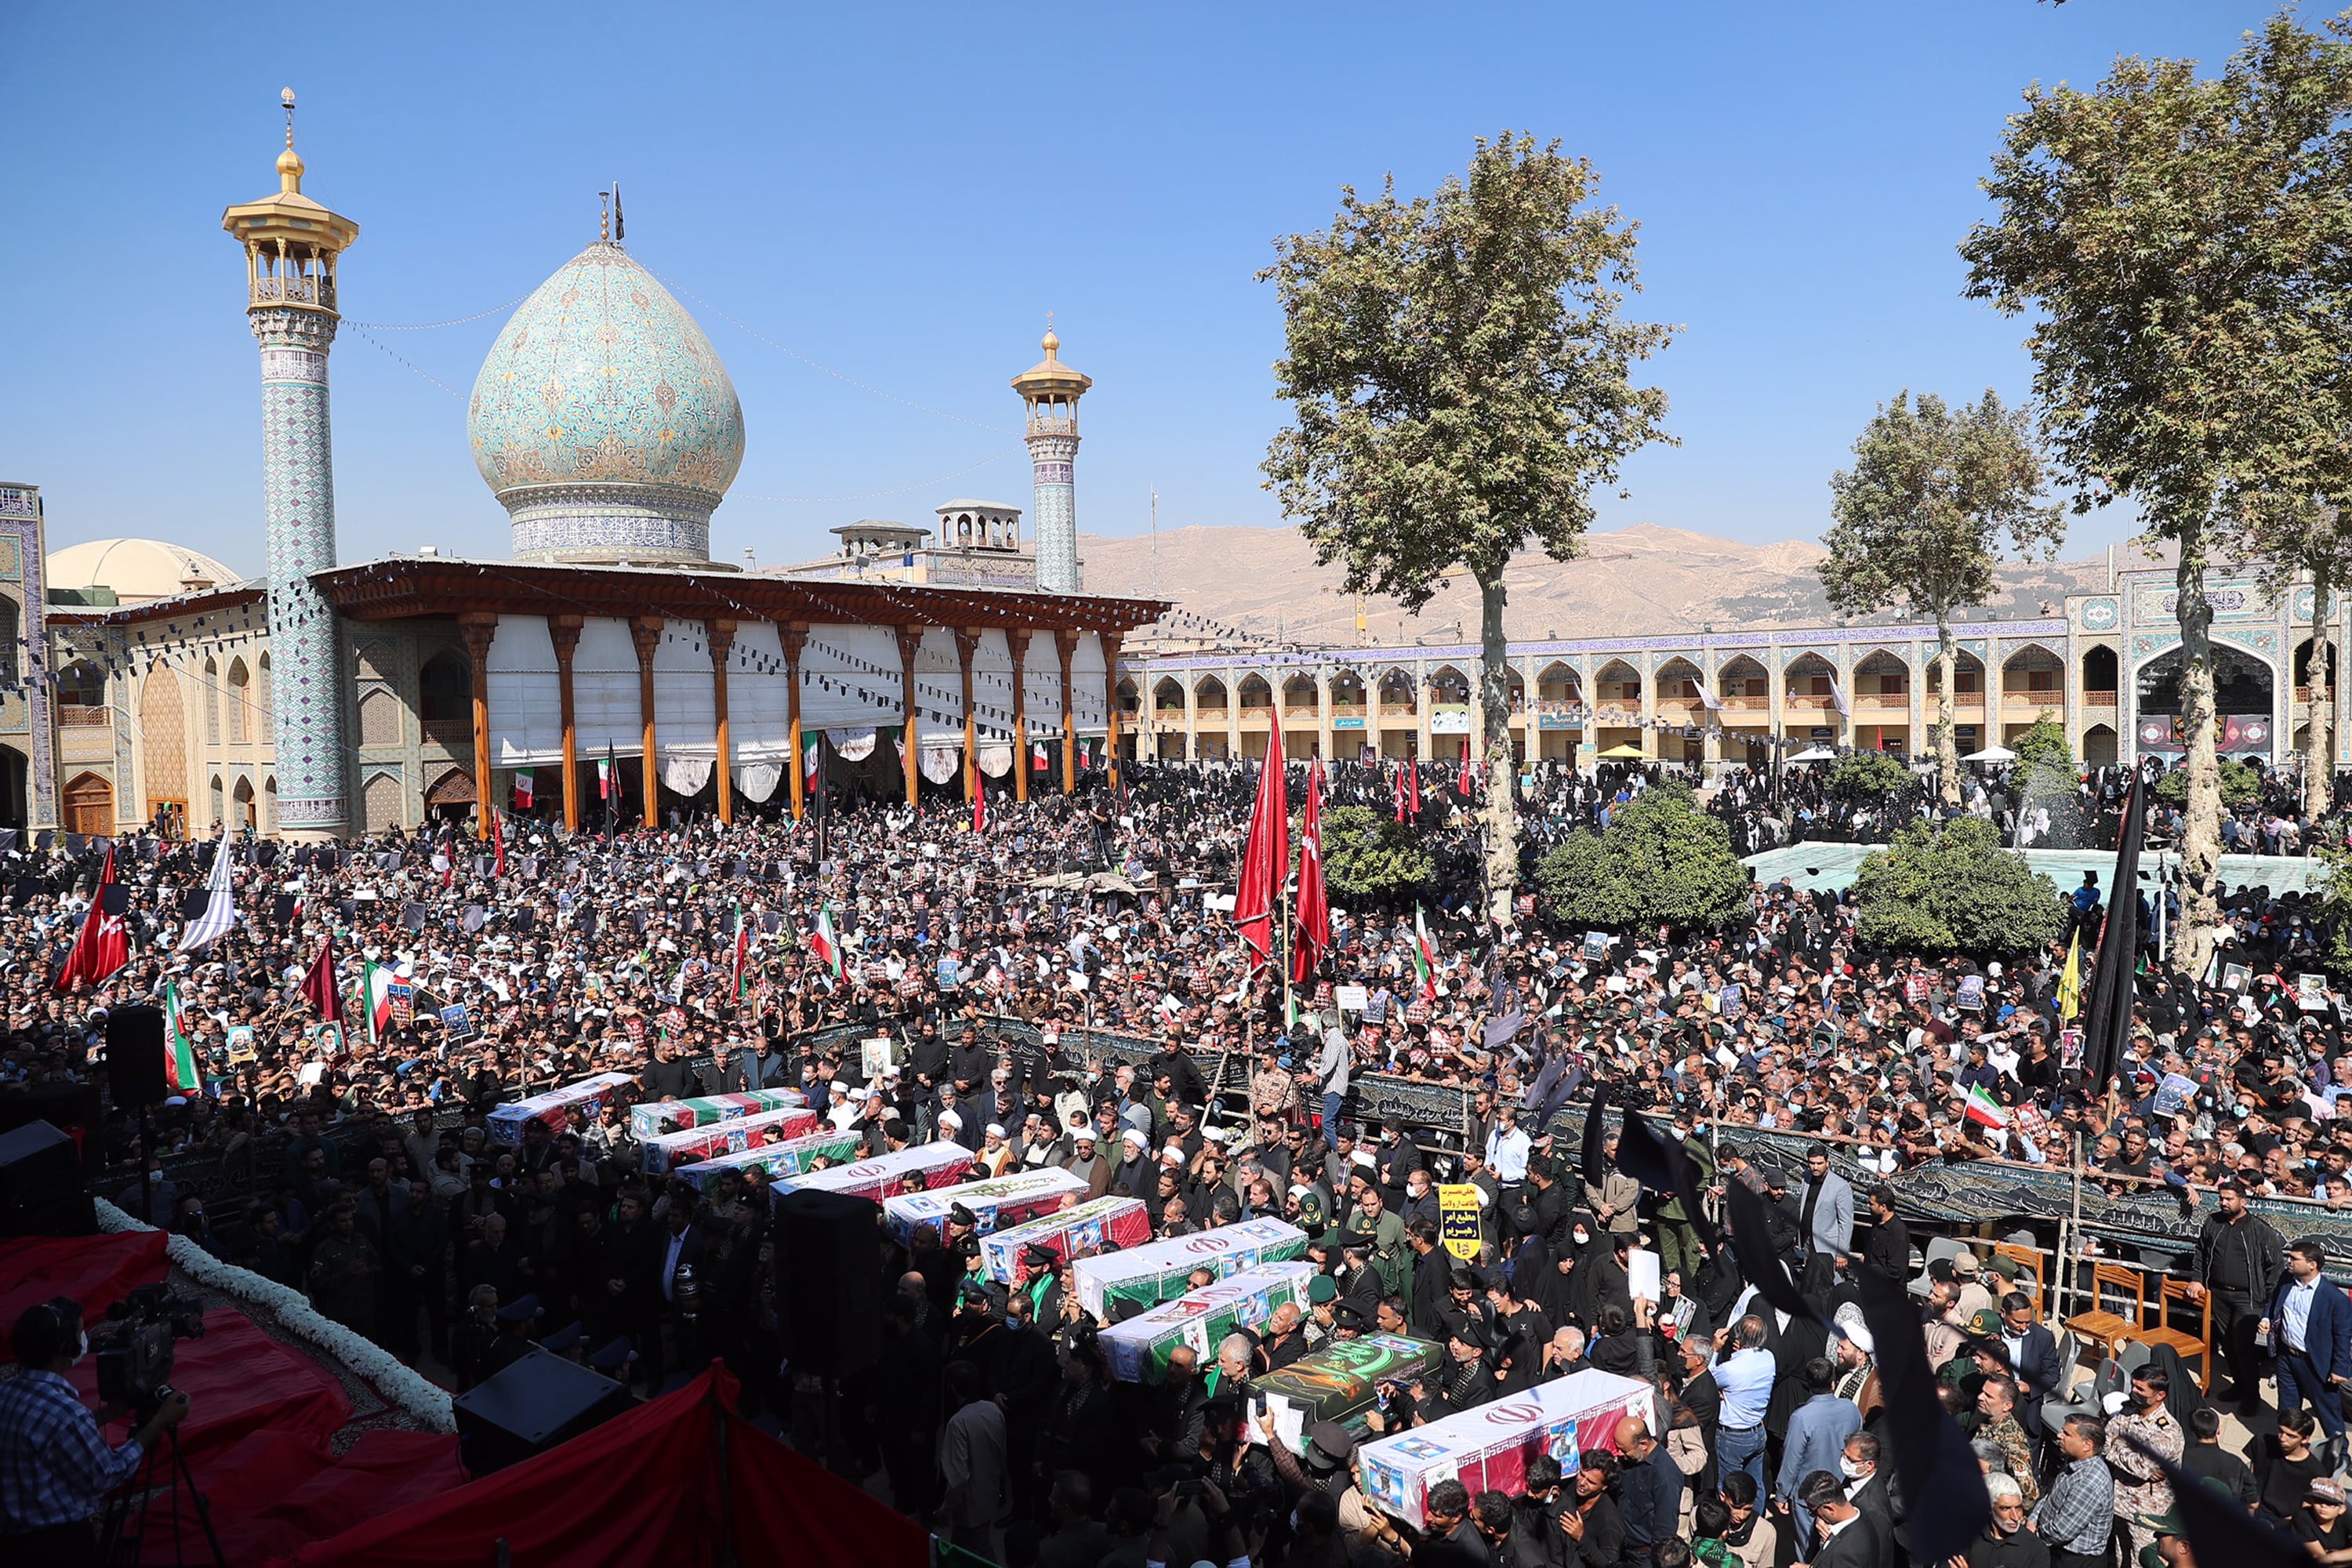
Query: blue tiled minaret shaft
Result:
<box><xmin>221</xmin><ymin>93</ymin><xmax>360</xmax><ymax>838</ymax></box>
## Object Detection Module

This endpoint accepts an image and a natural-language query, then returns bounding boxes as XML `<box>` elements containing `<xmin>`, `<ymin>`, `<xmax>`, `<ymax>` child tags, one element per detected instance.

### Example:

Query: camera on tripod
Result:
<box><xmin>92</xmin><ymin>1283</ymin><xmax>205</xmax><ymax>1410</ymax></box>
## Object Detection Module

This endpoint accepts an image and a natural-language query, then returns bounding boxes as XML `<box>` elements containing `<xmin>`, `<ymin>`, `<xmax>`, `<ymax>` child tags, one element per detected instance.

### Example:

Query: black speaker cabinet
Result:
<box><xmin>452</xmin><ymin>1347</ymin><xmax>632</xmax><ymax>1476</ymax></box>
<box><xmin>0</xmin><ymin>1082</ymin><xmax>103</xmax><ymax>1174</ymax></box>
<box><xmin>105</xmin><ymin>1004</ymin><xmax>167</xmax><ymax>1109</ymax></box>
<box><xmin>0</xmin><ymin>1120</ymin><xmax>96</xmax><ymax>1236</ymax></box>
<box><xmin>775</xmin><ymin>1187</ymin><xmax>883</xmax><ymax>1378</ymax></box>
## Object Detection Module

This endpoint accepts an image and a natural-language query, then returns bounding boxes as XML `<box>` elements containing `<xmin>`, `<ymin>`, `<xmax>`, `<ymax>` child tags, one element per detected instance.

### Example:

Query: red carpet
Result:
<box><xmin>71</xmin><ymin>1308</ymin><xmax>351</xmax><ymax>1470</ymax></box>
<box><xmin>0</xmin><ymin>1231</ymin><xmax>168</xmax><ymax>1359</ymax></box>
<box><xmin>286</xmin><ymin>1365</ymin><xmax>931</xmax><ymax>1568</ymax></box>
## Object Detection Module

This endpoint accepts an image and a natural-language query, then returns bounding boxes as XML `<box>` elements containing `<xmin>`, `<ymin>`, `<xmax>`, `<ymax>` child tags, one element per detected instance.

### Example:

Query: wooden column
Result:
<box><xmin>549</xmin><ymin>615</ymin><xmax>583</xmax><ymax>832</ymax></box>
<box><xmin>1057</xmin><ymin>629</ymin><xmax>1081</xmax><ymax>794</ymax></box>
<box><xmin>895</xmin><ymin>626</ymin><xmax>924</xmax><ymax>808</ymax></box>
<box><xmin>631</xmin><ymin>617</ymin><xmax>663</xmax><ymax>828</ymax></box>
<box><xmin>953</xmin><ymin>629</ymin><xmax>981</xmax><ymax>805</ymax></box>
<box><xmin>458</xmin><ymin>612</ymin><xmax>498</xmax><ymax>837</ymax></box>
<box><xmin>1103</xmin><ymin>632</ymin><xmax>1124</xmax><ymax>789</ymax></box>
<box><xmin>709</xmin><ymin>619</ymin><xmax>736</xmax><ymax>825</ymax></box>
<box><xmin>1006</xmin><ymin>629</ymin><xmax>1031</xmax><ymax>802</ymax></box>
<box><xmin>781</xmin><ymin>622</ymin><xmax>808</xmax><ymax>821</ymax></box>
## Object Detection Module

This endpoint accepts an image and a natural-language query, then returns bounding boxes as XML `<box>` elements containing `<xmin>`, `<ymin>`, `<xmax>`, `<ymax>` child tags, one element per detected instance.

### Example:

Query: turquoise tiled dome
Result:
<box><xmin>468</xmin><ymin>243</ymin><xmax>745</xmax><ymax>564</ymax></box>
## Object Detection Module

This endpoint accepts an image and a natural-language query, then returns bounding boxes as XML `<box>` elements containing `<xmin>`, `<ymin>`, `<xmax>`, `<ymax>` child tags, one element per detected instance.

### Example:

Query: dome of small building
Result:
<box><xmin>47</xmin><ymin>539</ymin><xmax>243</xmax><ymax>604</ymax></box>
<box><xmin>467</xmin><ymin>241</ymin><xmax>745</xmax><ymax>565</ymax></box>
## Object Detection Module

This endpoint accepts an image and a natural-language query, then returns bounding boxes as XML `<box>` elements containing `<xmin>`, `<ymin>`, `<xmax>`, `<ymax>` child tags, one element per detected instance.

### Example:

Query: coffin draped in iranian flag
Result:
<box><xmin>1100</xmin><ymin>1262</ymin><xmax>1319</xmax><ymax>1384</ymax></box>
<box><xmin>627</xmin><ymin>1087</ymin><xmax>809</xmax><ymax>1141</ymax></box>
<box><xmin>1356</xmin><ymin>1368</ymin><xmax>1657</xmax><ymax>1530</ymax></box>
<box><xmin>881</xmin><ymin>1167</ymin><xmax>1089</xmax><ymax>1243</ymax></box>
<box><xmin>641</xmin><ymin>1105</ymin><xmax>820</xmax><ymax>1174</ymax></box>
<box><xmin>668</xmin><ymin>1126</ymin><xmax>869</xmax><ymax>1191</ymax></box>
<box><xmin>1254</xmin><ymin>1334</ymin><xmax>1444</xmax><ymax>1450</ymax></box>
<box><xmin>1071</xmin><ymin>1216</ymin><xmax>1308</xmax><ymax>1320</ymax></box>
<box><xmin>773</xmin><ymin>1141</ymin><xmax>975</xmax><ymax>1202</ymax></box>
<box><xmin>976</xmin><ymin>1196</ymin><xmax>1152</xmax><ymax>1284</ymax></box>
<box><xmin>488</xmin><ymin>1073</ymin><xmax>637</xmax><ymax>1146</ymax></box>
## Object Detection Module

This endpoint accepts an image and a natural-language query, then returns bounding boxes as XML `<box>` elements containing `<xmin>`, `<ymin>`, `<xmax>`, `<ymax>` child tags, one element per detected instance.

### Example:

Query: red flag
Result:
<box><xmin>1457</xmin><ymin>753</ymin><xmax>1474</xmax><ymax>798</ymax></box>
<box><xmin>972</xmin><ymin>783</ymin><xmax>986</xmax><ymax>834</ymax></box>
<box><xmin>301</xmin><ymin>936</ymin><xmax>343</xmax><ymax>1023</ymax></box>
<box><xmin>1392</xmin><ymin>765</ymin><xmax>1407</xmax><ymax>823</ymax></box>
<box><xmin>1232</xmin><ymin>710</ymin><xmax>1288</xmax><ymax>972</ymax></box>
<box><xmin>54</xmin><ymin>848</ymin><xmax>128</xmax><ymax>992</ymax></box>
<box><xmin>1408</xmin><ymin>758</ymin><xmax>1421</xmax><ymax>816</ymax></box>
<box><xmin>1291</xmin><ymin>759</ymin><xmax>1330</xmax><ymax>985</ymax></box>
<box><xmin>490</xmin><ymin>808</ymin><xmax>507</xmax><ymax>879</ymax></box>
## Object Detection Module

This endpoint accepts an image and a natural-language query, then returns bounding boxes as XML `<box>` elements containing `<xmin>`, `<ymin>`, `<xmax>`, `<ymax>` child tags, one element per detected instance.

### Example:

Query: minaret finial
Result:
<box><xmin>599</xmin><ymin>189</ymin><xmax>612</xmax><ymax>245</ymax></box>
<box><xmin>275</xmin><ymin>88</ymin><xmax>304</xmax><ymax>192</ymax></box>
<box><xmin>1042</xmin><ymin>310</ymin><xmax>1059</xmax><ymax>357</ymax></box>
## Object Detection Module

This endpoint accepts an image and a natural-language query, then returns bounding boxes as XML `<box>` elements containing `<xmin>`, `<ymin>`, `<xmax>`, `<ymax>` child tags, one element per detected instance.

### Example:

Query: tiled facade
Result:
<box><xmin>1123</xmin><ymin>572</ymin><xmax>2352</xmax><ymax>772</ymax></box>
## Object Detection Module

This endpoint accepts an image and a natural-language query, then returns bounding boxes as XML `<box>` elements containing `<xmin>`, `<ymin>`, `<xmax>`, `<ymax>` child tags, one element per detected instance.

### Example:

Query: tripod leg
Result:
<box><xmin>168</xmin><ymin>1428</ymin><xmax>230</xmax><ymax>1568</ymax></box>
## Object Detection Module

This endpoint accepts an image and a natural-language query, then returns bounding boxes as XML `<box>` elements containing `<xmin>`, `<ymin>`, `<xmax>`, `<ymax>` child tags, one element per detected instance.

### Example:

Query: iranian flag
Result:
<box><xmin>1412</xmin><ymin>906</ymin><xmax>1438</xmax><ymax>1001</ymax></box>
<box><xmin>731</xmin><ymin>902</ymin><xmax>753</xmax><ymax>996</ymax></box>
<box><xmin>364</xmin><ymin>960</ymin><xmax>407</xmax><ymax>1044</ymax></box>
<box><xmin>597</xmin><ymin>753</ymin><xmax>615</xmax><ymax>800</ymax></box>
<box><xmin>804</xmin><ymin>736</ymin><xmax>821</xmax><ymax>789</ymax></box>
<box><xmin>512</xmin><ymin>769</ymin><xmax>534</xmax><ymax>810</ymax></box>
<box><xmin>163</xmin><ymin>980</ymin><xmax>201</xmax><ymax>1094</ymax></box>
<box><xmin>1962</xmin><ymin>1085</ymin><xmax>2011</xmax><ymax>1129</ymax></box>
<box><xmin>1033</xmin><ymin>740</ymin><xmax>1049</xmax><ymax>771</ymax></box>
<box><xmin>810</xmin><ymin>906</ymin><xmax>844</xmax><ymax>982</ymax></box>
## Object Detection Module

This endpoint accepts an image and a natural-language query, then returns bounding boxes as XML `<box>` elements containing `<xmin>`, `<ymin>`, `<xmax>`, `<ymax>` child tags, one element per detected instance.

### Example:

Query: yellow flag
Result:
<box><xmin>2056</xmin><ymin>928</ymin><xmax>2082</xmax><ymax>1022</ymax></box>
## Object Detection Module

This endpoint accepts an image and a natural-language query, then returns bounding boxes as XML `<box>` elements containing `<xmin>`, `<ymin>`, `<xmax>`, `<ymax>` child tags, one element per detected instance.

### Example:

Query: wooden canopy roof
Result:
<box><xmin>307</xmin><ymin>556</ymin><xmax>1167</xmax><ymax>636</ymax></box>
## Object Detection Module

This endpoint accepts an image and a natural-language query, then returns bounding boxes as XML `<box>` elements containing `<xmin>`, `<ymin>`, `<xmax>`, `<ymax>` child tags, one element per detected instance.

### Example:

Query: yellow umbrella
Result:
<box><xmin>1598</xmin><ymin>743</ymin><xmax>1647</xmax><ymax>759</ymax></box>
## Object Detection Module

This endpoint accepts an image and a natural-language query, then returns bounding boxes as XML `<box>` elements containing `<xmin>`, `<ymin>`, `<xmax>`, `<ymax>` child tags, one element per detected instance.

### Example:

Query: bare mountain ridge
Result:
<box><xmin>1083</xmin><ymin>521</ymin><xmax>2156</xmax><ymax>646</ymax></box>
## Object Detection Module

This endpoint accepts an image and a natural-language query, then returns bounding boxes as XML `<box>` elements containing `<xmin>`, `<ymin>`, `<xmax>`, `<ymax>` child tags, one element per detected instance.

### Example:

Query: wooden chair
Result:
<box><xmin>2065</xmin><ymin>1262</ymin><xmax>2149</xmax><ymax>1360</ymax></box>
<box><xmin>2124</xmin><ymin>1276</ymin><xmax>2212</xmax><ymax>1392</ymax></box>
<box><xmin>1992</xmin><ymin>1243</ymin><xmax>2046</xmax><ymax>1308</ymax></box>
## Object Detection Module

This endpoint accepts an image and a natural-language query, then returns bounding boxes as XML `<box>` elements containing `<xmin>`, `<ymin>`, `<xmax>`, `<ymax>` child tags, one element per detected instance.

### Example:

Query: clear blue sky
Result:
<box><xmin>0</xmin><ymin>1</ymin><xmax>2289</xmax><ymax>579</ymax></box>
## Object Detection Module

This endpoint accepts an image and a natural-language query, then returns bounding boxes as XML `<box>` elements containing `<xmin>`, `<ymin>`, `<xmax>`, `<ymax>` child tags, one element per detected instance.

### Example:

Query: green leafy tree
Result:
<box><xmin>1816</xmin><ymin>390</ymin><xmax>2061</xmax><ymax>808</ymax></box>
<box><xmin>1261</xmin><ymin>131</ymin><xmax>1677</xmax><ymax>924</ymax></box>
<box><xmin>1826</xmin><ymin>750</ymin><xmax>1912</xmax><ymax>802</ymax></box>
<box><xmin>2009</xmin><ymin>715</ymin><xmax>2075</xmax><ymax>790</ymax></box>
<box><xmin>2154</xmin><ymin>759</ymin><xmax>2260</xmax><ymax>808</ymax></box>
<box><xmin>2313</xmin><ymin>837</ymin><xmax>2352</xmax><ymax>977</ymax></box>
<box><xmin>1532</xmin><ymin>783</ymin><xmax>1748</xmax><ymax>933</ymax></box>
<box><xmin>1960</xmin><ymin>11</ymin><xmax>2352</xmax><ymax>977</ymax></box>
<box><xmin>1850</xmin><ymin>816</ymin><xmax>2067</xmax><ymax>956</ymax></box>
<box><xmin>1315</xmin><ymin>804</ymin><xmax>1436</xmax><ymax>904</ymax></box>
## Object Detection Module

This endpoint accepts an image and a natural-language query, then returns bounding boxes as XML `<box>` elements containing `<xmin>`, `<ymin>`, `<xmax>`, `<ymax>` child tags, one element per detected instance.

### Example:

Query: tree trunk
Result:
<box><xmin>2307</xmin><ymin>572</ymin><xmax>2334</xmax><ymax>826</ymax></box>
<box><xmin>1478</xmin><ymin>571</ymin><xmax>1521</xmax><ymax>927</ymax></box>
<box><xmin>1935</xmin><ymin>614</ymin><xmax>1960</xmax><ymax>809</ymax></box>
<box><xmin>2175</xmin><ymin>528</ymin><xmax>2223</xmax><ymax>978</ymax></box>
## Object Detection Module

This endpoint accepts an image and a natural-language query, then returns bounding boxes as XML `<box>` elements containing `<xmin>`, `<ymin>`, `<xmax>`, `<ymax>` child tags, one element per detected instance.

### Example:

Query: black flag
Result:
<box><xmin>2081</xmin><ymin>770</ymin><xmax>2146</xmax><ymax>1093</ymax></box>
<box><xmin>1615</xmin><ymin>1108</ymin><xmax>1719</xmax><ymax>1254</ymax></box>
<box><xmin>1855</xmin><ymin>1265</ymin><xmax>1990</xmax><ymax>1565</ymax></box>
<box><xmin>1580</xmin><ymin>1084</ymin><xmax>1611</xmax><ymax>1196</ymax></box>
<box><xmin>1722</xmin><ymin>1175</ymin><xmax>1819</xmax><ymax>1325</ymax></box>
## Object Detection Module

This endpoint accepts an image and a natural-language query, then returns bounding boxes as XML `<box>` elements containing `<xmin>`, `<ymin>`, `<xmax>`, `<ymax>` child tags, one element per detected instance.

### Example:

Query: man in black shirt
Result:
<box><xmin>2190</xmin><ymin>1179</ymin><xmax>2285</xmax><ymax>1414</ymax></box>
<box><xmin>640</xmin><ymin>1040</ymin><xmax>699</xmax><ymax>1102</ymax></box>
<box><xmin>1860</xmin><ymin>1185</ymin><xmax>1910</xmax><ymax>1281</ymax></box>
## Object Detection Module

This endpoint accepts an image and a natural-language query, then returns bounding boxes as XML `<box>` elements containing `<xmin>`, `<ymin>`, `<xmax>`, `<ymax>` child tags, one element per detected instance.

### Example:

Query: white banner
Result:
<box><xmin>977</xmin><ymin>744</ymin><xmax>1014</xmax><ymax>779</ymax></box>
<box><xmin>735</xmin><ymin>761</ymin><xmax>782</xmax><ymax>803</ymax></box>
<box><xmin>830</xmin><ymin>728</ymin><xmax>877</xmax><ymax>761</ymax></box>
<box><xmin>661</xmin><ymin>753</ymin><xmax>714</xmax><ymax>797</ymax></box>
<box><xmin>920</xmin><ymin>746</ymin><xmax>960</xmax><ymax>785</ymax></box>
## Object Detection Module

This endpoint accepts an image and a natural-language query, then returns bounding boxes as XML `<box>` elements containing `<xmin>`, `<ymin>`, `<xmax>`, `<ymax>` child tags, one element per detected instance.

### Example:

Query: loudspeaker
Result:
<box><xmin>0</xmin><ymin>1120</ymin><xmax>96</xmax><ymax>1236</ymax></box>
<box><xmin>452</xmin><ymin>1347</ymin><xmax>632</xmax><ymax>1476</ymax></box>
<box><xmin>775</xmin><ymin>1188</ymin><xmax>882</xmax><ymax>1377</ymax></box>
<box><xmin>105</xmin><ymin>1004</ymin><xmax>167</xmax><ymax>1109</ymax></box>
<box><xmin>0</xmin><ymin>1082</ymin><xmax>103</xmax><ymax>1174</ymax></box>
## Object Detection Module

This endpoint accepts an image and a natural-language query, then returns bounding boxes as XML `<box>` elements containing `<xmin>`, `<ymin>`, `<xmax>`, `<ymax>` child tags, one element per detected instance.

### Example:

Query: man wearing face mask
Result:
<box><xmin>0</xmin><ymin>1298</ymin><xmax>191</xmax><ymax>1566</ymax></box>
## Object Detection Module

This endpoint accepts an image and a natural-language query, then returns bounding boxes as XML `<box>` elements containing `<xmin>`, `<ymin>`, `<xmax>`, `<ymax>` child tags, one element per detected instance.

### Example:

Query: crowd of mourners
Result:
<box><xmin>9</xmin><ymin>753</ymin><xmax>2352</xmax><ymax>1568</ymax></box>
